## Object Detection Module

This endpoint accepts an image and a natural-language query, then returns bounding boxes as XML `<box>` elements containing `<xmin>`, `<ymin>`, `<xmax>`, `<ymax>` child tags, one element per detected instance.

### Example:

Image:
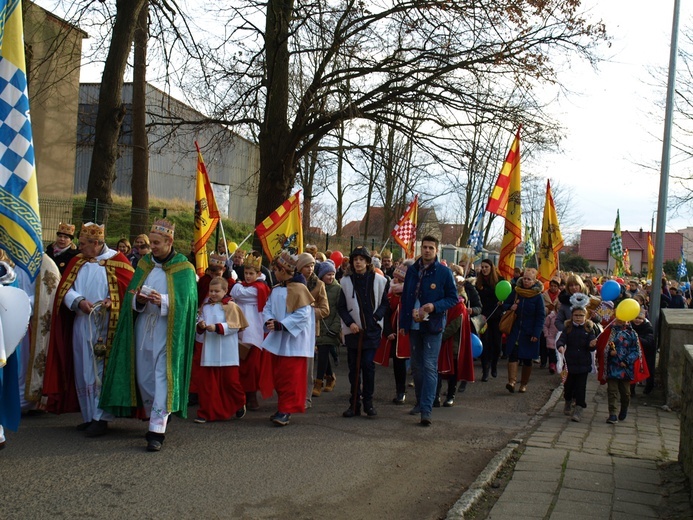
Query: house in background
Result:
<box><xmin>75</xmin><ymin>83</ymin><xmax>260</xmax><ymax>225</ymax></box>
<box><xmin>24</xmin><ymin>1</ymin><xmax>87</xmax><ymax>238</ymax></box>
<box><xmin>579</xmin><ymin>228</ymin><xmax>683</xmax><ymax>274</ymax></box>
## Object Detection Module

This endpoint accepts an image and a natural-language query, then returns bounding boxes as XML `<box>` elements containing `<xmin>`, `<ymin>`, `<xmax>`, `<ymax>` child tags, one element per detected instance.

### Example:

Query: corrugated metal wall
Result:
<box><xmin>75</xmin><ymin>83</ymin><xmax>260</xmax><ymax>224</ymax></box>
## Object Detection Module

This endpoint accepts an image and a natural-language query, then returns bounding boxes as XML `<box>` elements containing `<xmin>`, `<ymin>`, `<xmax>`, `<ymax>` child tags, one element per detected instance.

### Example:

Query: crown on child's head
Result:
<box><xmin>80</xmin><ymin>222</ymin><xmax>104</xmax><ymax>240</ymax></box>
<box><xmin>150</xmin><ymin>219</ymin><xmax>175</xmax><ymax>239</ymax></box>
<box><xmin>244</xmin><ymin>253</ymin><xmax>262</xmax><ymax>271</ymax></box>
<box><xmin>57</xmin><ymin>222</ymin><xmax>76</xmax><ymax>238</ymax></box>
<box><xmin>275</xmin><ymin>250</ymin><xmax>297</xmax><ymax>272</ymax></box>
<box><xmin>209</xmin><ymin>253</ymin><xmax>227</xmax><ymax>268</ymax></box>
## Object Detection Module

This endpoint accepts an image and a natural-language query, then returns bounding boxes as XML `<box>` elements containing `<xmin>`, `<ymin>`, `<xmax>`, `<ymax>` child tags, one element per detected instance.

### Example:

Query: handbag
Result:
<box><xmin>498</xmin><ymin>298</ymin><xmax>518</xmax><ymax>335</ymax></box>
<box><xmin>470</xmin><ymin>314</ymin><xmax>487</xmax><ymax>335</ymax></box>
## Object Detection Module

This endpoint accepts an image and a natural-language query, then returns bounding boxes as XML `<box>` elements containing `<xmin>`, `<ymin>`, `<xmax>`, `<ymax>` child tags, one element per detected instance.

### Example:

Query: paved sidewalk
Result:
<box><xmin>448</xmin><ymin>379</ymin><xmax>692</xmax><ymax>519</ymax></box>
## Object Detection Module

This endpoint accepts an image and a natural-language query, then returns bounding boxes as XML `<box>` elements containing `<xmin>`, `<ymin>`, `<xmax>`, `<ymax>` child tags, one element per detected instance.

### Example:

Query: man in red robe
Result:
<box><xmin>43</xmin><ymin>223</ymin><xmax>134</xmax><ymax>437</ymax></box>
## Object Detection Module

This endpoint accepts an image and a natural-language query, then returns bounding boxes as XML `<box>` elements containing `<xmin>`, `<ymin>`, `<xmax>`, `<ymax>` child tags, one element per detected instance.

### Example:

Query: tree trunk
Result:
<box><xmin>254</xmin><ymin>0</ymin><xmax>295</xmax><ymax>252</ymax></box>
<box><xmin>130</xmin><ymin>0</ymin><xmax>149</xmax><ymax>240</ymax></box>
<box><xmin>83</xmin><ymin>0</ymin><xmax>147</xmax><ymax>224</ymax></box>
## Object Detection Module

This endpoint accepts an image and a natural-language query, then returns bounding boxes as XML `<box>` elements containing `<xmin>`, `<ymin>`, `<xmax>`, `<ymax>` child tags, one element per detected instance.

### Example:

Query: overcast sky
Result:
<box><xmin>530</xmin><ymin>0</ymin><xmax>692</xmax><ymax>235</ymax></box>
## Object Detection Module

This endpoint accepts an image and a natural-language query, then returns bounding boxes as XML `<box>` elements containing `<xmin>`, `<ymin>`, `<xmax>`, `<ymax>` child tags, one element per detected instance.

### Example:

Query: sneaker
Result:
<box><xmin>618</xmin><ymin>408</ymin><xmax>628</xmax><ymax>421</ymax></box>
<box><xmin>193</xmin><ymin>416</ymin><xmax>207</xmax><ymax>424</ymax></box>
<box><xmin>235</xmin><ymin>405</ymin><xmax>246</xmax><ymax>419</ymax></box>
<box><xmin>342</xmin><ymin>407</ymin><xmax>361</xmax><ymax>418</ymax></box>
<box><xmin>606</xmin><ymin>415</ymin><xmax>618</xmax><ymax>424</ymax></box>
<box><xmin>409</xmin><ymin>404</ymin><xmax>421</xmax><ymax>415</ymax></box>
<box><xmin>364</xmin><ymin>406</ymin><xmax>377</xmax><ymax>417</ymax></box>
<box><xmin>420</xmin><ymin>414</ymin><xmax>432</xmax><ymax>426</ymax></box>
<box><xmin>563</xmin><ymin>401</ymin><xmax>572</xmax><ymax>416</ymax></box>
<box><xmin>443</xmin><ymin>397</ymin><xmax>455</xmax><ymax>407</ymax></box>
<box><xmin>272</xmin><ymin>412</ymin><xmax>291</xmax><ymax>426</ymax></box>
<box><xmin>571</xmin><ymin>407</ymin><xmax>582</xmax><ymax>423</ymax></box>
<box><xmin>392</xmin><ymin>394</ymin><xmax>406</xmax><ymax>405</ymax></box>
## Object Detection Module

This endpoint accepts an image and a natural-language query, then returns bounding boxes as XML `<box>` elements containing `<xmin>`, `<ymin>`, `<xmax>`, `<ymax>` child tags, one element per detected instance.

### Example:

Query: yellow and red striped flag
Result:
<box><xmin>486</xmin><ymin>128</ymin><xmax>520</xmax><ymax>218</ymax></box>
<box><xmin>391</xmin><ymin>195</ymin><xmax>418</xmax><ymax>258</ymax></box>
<box><xmin>491</xmin><ymin>129</ymin><xmax>522</xmax><ymax>279</ymax></box>
<box><xmin>538</xmin><ymin>180</ymin><xmax>563</xmax><ymax>282</ymax></box>
<box><xmin>255</xmin><ymin>191</ymin><xmax>303</xmax><ymax>261</ymax></box>
<box><xmin>193</xmin><ymin>143</ymin><xmax>220</xmax><ymax>276</ymax></box>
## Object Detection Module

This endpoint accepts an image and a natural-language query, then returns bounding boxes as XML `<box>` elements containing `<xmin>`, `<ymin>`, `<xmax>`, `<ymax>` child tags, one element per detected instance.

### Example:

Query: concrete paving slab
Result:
<box><xmin>611</xmin><ymin>499</ymin><xmax>660</xmax><ymax>517</ymax></box>
<box><xmin>551</xmin><ymin>498</ymin><xmax>612</xmax><ymax>516</ymax></box>
<box><xmin>613</xmin><ymin>488</ymin><xmax>663</xmax><ymax>506</ymax></box>
<box><xmin>557</xmin><ymin>487</ymin><xmax>612</xmax><ymax>505</ymax></box>
<box><xmin>561</xmin><ymin>474</ymin><xmax>614</xmax><ymax>493</ymax></box>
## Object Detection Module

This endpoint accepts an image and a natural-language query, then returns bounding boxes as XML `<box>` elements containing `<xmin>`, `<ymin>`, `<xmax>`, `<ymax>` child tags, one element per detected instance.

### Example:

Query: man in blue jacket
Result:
<box><xmin>399</xmin><ymin>236</ymin><xmax>458</xmax><ymax>426</ymax></box>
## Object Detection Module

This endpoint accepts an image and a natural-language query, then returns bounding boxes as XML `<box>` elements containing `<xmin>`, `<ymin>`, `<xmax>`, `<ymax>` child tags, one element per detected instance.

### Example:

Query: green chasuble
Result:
<box><xmin>101</xmin><ymin>252</ymin><xmax>198</xmax><ymax>418</ymax></box>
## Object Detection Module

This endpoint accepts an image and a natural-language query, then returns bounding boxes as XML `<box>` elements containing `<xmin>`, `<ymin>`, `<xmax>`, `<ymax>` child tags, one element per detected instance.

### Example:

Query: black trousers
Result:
<box><xmin>564</xmin><ymin>371</ymin><xmax>589</xmax><ymax>408</ymax></box>
<box><xmin>315</xmin><ymin>343</ymin><xmax>334</xmax><ymax>380</ymax></box>
<box><xmin>347</xmin><ymin>346</ymin><xmax>376</xmax><ymax>407</ymax></box>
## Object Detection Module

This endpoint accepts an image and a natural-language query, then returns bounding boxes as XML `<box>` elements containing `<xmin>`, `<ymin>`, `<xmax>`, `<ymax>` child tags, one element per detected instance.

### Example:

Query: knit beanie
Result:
<box><xmin>317</xmin><ymin>259</ymin><xmax>336</xmax><ymax>280</ymax></box>
<box><xmin>296</xmin><ymin>252</ymin><xmax>316</xmax><ymax>272</ymax></box>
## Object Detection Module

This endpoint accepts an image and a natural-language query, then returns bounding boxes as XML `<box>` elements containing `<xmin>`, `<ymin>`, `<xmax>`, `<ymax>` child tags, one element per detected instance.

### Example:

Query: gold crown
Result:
<box><xmin>209</xmin><ymin>253</ymin><xmax>227</xmax><ymax>267</ymax></box>
<box><xmin>275</xmin><ymin>250</ymin><xmax>297</xmax><ymax>272</ymax></box>
<box><xmin>80</xmin><ymin>222</ymin><xmax>104</xmax><ymax>240</ymax></box>
<box><xmin>57</xmin><ymin>222</ymin><xmax>75</xmax><ymax>237</ymax></box>
<box><xmin>150</xmin><ymin>219</ymin><xmax>175</xmax><ymax>238</ymax></box>
<box><xmin>243</xmin><ymin>253</ymin><xmax>263</xmax><ymax>271</ymax></box>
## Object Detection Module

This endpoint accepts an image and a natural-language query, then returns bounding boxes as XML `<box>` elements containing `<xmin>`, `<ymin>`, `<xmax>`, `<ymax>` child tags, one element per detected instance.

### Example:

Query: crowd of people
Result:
<box><xmin>1</xmin><ymin>223</ymin><xmax>691</xmax><ymax>452</ymax></box>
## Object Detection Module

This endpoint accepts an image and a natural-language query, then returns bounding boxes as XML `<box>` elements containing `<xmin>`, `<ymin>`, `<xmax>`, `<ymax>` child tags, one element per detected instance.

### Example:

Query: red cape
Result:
<box><xmin>375</xmin><ymin>292</ymin><xmax>410</xmax><ymax>366</ymax></box>
<box><xmin>43</xmin><ymin>252</ymin><xmax>134</xmax><ymax>414</ymax></box>
<box><xmin>437</xmin><ymin>301</ymin><xmax>474</xmax><ymax>382</ymax></box>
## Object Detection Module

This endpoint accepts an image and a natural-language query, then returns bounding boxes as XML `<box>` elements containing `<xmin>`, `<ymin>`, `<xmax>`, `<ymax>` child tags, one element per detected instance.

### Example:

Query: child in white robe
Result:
<box><xmin>194</xmin><ymin>277</ymin><xmax>249</xmax><ymax>423</ymax></box>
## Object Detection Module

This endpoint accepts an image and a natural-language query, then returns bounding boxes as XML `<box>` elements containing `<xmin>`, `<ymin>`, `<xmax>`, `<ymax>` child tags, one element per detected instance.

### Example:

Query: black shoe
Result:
<box><xmin>364</xmin><ymin>406</ymin><xmax>377</xmax><ymax>417</ymax></box>
<box><xmin>235</xmin><ymin>405</ymin><xmax>246</xmax><ymax>419</ymax></box>
<box><xmin>84</xmin><ymin>420</ymin><xmax>108</xmax><ymax>437</ymax></box>
<box><xmin>0</xmin><ymin>440</ymin><xmax>5</xmax><ymax>450</ymax></box>
<box><xmin>342</xmin><ymin>407</ymin><xmax>361</xmax><ymax>418</ymax></box>
<box><xmin>76</xmin><ymin>421</ymin><xmax>92</xmax><ymax>431</ymax></box>
<box><xmin>146</xmin><ymin>440</ymin><xmax>162</xmax><ymax>452</ymax></box>
<box><xmin>420</xmin><ymin>415</ymin><xmax>432</xmax><ymax>426</ymax></box>
<box><xmin>392</xmin><ymin>394</ymin><xmax>406</xmax><ymax>405</ymax></box>
<box><xmin>443</xmin><ymin>397</ymin><xmax>455</xmax><ymax>407</ymax></box>
<box><xmin>433</xmin><ymin>396</ymin><xmax>441</xmax><ymax>408</ymax></box>
<box><xmin>491</xmin><ymin>367</ymin><xmax>498</xmax><ymax>378</ymax></box>
<box><xmin>481</xmin><ymin>373</ymin><xmax>489</xmax><ymax>382</ymax></box>
<box><xmin>618</xmin><ymin>408</ymin><xmax>628</xmax><ymax>421</ymax></box>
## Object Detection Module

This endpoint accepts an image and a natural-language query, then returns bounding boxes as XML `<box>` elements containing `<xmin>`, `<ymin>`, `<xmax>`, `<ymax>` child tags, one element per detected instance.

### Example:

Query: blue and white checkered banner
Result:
<box><xmin>678</xmin><ymin>246</ymin><xmax>688</xmax><ymax>280</ymax></box>
<box><xmin>467</xmin><ymin>210</ymin><xmax>484</xmax><ymax>254</ymax></box>
<box><xmin>0</xmin><ymin>0</ymin><xmax>43</xmax><ymax>281</ymax></box>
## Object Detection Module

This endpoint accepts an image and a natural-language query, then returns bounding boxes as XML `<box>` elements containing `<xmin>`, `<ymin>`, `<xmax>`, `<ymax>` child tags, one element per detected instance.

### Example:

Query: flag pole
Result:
<box><xmin>379</xmin><ymin>237</ymin><xmax>391</xmax><ymax>256</ymax></box>
<box><xmin>235</xmin><ymin>231</ymin><xmax>253</xmax><ymax>252</ymax></box>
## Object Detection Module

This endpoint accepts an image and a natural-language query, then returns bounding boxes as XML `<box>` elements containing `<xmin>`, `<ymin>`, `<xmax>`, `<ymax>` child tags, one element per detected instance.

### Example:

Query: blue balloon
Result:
<box><xmin>600</xmin><ymin>280</ymin><xmax>621</xmax><ymax>302</ymax></box>
<box><xmin>471</xmin><ymin>333</ymin><xmax>483</xmax><ymax>359</ymax></box>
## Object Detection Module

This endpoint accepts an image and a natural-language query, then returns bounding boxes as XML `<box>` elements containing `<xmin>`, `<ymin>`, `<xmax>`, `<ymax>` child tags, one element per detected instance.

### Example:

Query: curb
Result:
<box><xmin>445</xmin><ymin>383</ymin><xmax>565</xmax><ymax>520</ymax></box>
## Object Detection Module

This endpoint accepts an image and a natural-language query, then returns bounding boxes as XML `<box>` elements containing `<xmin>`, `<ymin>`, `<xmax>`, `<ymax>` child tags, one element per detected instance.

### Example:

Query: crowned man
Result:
<box><xmin>45</xmin><ymin>222</ymin><xmax>79</xmax><ymax>275</ymax></box>
<box><xmin>43</xmin><ymin>223</ymin><xmax>134</xmax><ymax>437</ymax></box>
<box><xmin>101</xmin><ymin>219</ymin><xmax>197</xmax><ymax>452</ymax></box>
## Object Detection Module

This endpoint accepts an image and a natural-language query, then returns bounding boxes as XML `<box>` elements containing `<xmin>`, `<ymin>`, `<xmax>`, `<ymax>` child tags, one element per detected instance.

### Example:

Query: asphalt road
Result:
<box><xmin>0</xmin><ymin>356</ymin><xmax>559</xmax><ymax>520</ymax></box>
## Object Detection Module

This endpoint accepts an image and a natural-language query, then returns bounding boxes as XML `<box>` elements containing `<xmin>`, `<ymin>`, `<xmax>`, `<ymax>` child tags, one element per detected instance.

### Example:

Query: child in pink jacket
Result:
<box><xmin>543</xmin><ymin>310</ymin><xmax>559</xmax><ymax>374</ymax></box>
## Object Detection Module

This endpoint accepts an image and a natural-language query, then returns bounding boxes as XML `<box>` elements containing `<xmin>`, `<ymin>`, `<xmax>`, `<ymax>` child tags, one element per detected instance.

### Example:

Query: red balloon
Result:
<box><xmin>330</xmin><ymin>250</ymin><xmax>344</xmax><ymax>268</ymax></box>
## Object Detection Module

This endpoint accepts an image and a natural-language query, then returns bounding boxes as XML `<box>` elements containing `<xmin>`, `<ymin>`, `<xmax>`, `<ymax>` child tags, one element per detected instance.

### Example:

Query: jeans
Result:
<box><xmin>409</xmin><ymin>330</ymin><xmax>443</xmax><ymax>416</ymax></box>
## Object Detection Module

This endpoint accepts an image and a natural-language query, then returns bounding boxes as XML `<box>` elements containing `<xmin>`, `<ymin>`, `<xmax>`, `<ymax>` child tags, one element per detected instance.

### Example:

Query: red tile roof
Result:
<box><xmin>579</xmin><ymin>229</ymin><xmax>682</xmax><ymax>262</ymax></box>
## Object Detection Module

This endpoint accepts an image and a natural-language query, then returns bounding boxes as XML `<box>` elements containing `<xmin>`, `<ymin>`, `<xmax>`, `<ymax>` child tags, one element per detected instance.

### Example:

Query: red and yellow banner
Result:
<box><xmin>193</xmin><ymin>143</ymin><xmax>220</xmax><ymax>276</ymax></box>
<box><xmin>647</xmin><ymin>233</ymin><xmax>655</xmax><ymax>280</ymax></box>
<box><xmin>486</xmin><ymin>129</ymin><xmax>520</xmax><ymax>218</ymax></box>
<box><xmin>391</xmin><ymin>195</ymin><xmax>418</xmax><ymax>258</ymax></box>
<box><xmin>493</xmin><ymin>129</ymin><xmax>522</xmax><ymax>279</ymax></box>
<box><xmin>256</xmin><ymin>191</ymin><xmax>303</xmax><ymax>261</ymax></box>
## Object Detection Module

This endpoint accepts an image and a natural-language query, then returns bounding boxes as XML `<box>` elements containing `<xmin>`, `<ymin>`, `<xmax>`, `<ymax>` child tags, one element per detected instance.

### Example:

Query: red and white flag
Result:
<box><xmin>391</xmin><ymin>195</ymin><xmax>418</xmax><ymax>259</ymax></box>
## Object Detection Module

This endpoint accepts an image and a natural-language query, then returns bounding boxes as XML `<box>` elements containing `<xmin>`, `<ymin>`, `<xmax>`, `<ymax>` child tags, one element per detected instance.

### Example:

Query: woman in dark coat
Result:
<box><xmin>475</xmin><ymin>259</ymin><xmax>503</xmax><ymax>381</ymax></box>
<box><xmin>504</xmin><ymin>268</ymin><xmax>545</xmax><ymax>394</ymax></box>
